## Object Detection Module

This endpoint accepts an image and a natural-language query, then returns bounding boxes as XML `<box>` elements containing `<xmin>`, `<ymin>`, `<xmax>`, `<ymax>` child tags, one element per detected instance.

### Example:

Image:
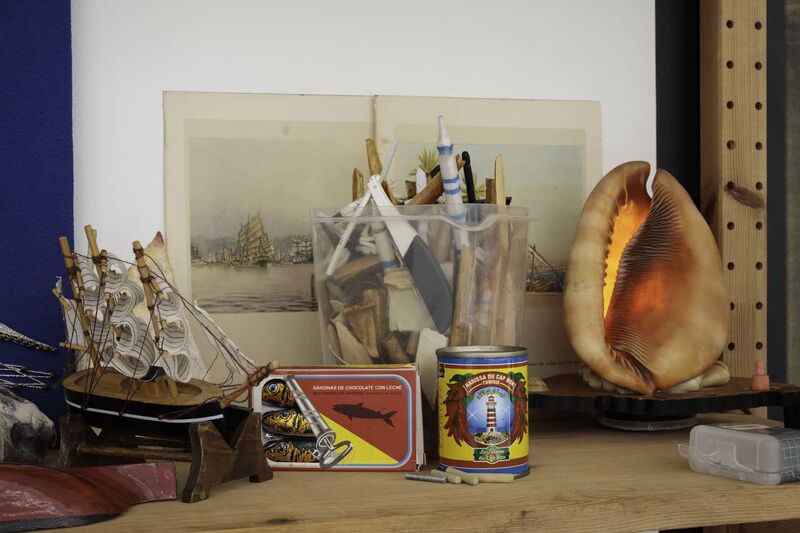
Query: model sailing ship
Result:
<box><xmin>54</xmin><ymin>225</ymin><xmax>274</xmax><ymax>437</ymax></box>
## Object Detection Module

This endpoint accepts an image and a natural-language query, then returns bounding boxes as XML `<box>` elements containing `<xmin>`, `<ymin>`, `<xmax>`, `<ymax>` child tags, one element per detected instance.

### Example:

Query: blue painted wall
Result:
<box><xmin>0</xmin><ymin>0</ymin><xmax>73</xmax><ymax>422</ymax></box>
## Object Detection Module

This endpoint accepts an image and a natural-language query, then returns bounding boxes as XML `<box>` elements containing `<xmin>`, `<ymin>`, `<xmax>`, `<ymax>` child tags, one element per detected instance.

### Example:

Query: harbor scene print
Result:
<box><xmin>191</xmin><ymin>213</ymin><xmax>315</xmax><ymax>313</ymax></box>
<box><xmin>187</xmin><ymin>120</ymin><xmax>370</xmax><ymax>313</ymax></box>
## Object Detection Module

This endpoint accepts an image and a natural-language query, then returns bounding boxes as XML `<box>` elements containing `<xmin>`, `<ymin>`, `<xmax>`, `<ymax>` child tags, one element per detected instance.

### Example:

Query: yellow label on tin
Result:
<box><xmin>438</xmin><ymin>356</ymin><xmax>528</xmax><ymax>473</ymax></box>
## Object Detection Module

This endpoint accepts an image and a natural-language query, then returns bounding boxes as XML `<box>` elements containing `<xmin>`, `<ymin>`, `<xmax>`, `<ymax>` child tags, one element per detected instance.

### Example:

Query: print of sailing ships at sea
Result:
<box><xmin>191</xmin><ymin>212</ymin><xmax>316</xmax><ymax>313</ymax></box>
<box><xmin>192</xmin><ymin>213</ymin><xmax>313</xmax><ymax>267</ymax></box>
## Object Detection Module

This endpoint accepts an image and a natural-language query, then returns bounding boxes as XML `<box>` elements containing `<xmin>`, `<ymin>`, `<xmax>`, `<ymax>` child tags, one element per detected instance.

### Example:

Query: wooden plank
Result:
<box><xmin>700</xmin><ymin>0</ymin><xmax>768</xmax><ymax>381</ymax></box>
<box><xmin>65</xmin><ymin>413</ymin><xmax>800</xmax><ymax>533</ymax></box>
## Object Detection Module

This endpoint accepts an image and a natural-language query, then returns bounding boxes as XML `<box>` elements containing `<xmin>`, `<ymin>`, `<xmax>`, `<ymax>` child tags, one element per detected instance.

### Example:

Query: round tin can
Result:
<box><xmin>437</xmin><ymin>346</ymin><xmax>529</xmax><ymax>476</ymax></box>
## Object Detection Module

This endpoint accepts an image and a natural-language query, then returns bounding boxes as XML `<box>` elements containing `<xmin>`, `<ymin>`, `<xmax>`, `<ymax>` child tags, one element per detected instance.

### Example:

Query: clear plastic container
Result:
<box><xmin>679</xmin><ymin>423</ymin><xmax>800</xmax><ymax>485</ymax></box>
<box><xmin>310</xmin><ymin>203</ymin><xmax>530</xmax><ymax>366</ymax></box>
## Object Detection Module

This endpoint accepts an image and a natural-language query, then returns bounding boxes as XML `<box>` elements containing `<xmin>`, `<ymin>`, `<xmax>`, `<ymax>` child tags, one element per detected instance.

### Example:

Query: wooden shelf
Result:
<box><xmin>63</xmin><ymin>413</ymin><xmax>800</xmax><ymax>532</ymax></box>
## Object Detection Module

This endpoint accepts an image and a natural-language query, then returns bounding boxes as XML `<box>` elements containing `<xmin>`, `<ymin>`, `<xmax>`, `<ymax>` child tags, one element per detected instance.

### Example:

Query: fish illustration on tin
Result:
<box><xmin>332</xmin><ymin>403</ymin><xmax>397</xmax><ymax>427</ymax></box>
<box><xmin>262</xmin><ymin>408</ymin><xmax>312</xmax><ymax>436</ymax></box>
<box><xmin>262</xmin><ymin>379</ymin><xmax>296</xmax><ymax>408</ymax></box>
<box><xmin>264</xmin><ymin>439</ymin><xmax>319</xmax><ymax>463</ymax></box>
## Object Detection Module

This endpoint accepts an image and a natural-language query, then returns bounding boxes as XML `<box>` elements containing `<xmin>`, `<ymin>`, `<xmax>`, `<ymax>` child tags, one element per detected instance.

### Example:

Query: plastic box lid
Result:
<box><xmin>679</xmin><ymin>423</ymin><xmax>800</xmax><ymax>485</ymax></box>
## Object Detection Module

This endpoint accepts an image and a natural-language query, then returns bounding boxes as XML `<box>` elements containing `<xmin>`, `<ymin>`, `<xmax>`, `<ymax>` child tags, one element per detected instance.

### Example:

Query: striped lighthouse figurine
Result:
<box><xmin>486</xmin><ymin>395</ymin><xmax>497</xmax><ymax>434</ymax></box>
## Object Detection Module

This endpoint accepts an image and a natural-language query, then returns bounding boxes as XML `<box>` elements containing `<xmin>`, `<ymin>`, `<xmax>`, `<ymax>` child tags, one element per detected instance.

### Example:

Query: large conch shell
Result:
<box><xmin>563</xmin><ymin>161</ymin><xmax>729</xmax><ymax>395</ymax></box>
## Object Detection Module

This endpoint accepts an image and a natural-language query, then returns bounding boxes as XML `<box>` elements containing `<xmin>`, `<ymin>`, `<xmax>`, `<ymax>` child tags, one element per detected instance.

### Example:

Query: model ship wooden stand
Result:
<box><xmin>58</xmin><ymin>407</ymin><xmax>271</xmax><ymax>503</ymax></box>
<box><xmin>55</xmin><ymin>227</ymin><xmax>275</xmax><ymax>502</ymax></box>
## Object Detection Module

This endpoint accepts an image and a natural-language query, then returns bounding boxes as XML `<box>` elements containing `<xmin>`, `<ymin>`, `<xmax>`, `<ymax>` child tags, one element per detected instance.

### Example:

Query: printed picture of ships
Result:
<box><xmin>191</xmin><ymin>212</ymin><xmax>316</xmax><ymax>313</ymax></box>
<box><xmin>526</xmin><ymin>244</ymin><xmax>565</xmax><ymax>293</ymax></box>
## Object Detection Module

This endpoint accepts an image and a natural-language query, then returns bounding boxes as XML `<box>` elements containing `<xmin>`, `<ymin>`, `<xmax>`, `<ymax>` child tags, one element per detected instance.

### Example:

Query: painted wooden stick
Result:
<box><xmin>437</xmin><ymin>117</ymin><xmax>467</xmax><ymax>247</ymax></box>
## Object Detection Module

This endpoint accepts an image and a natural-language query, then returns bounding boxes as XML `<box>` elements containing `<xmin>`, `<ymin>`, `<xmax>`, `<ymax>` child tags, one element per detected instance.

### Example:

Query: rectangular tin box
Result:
<box><xmin>253</xmin><ymin>365</ymin><xmax>424</xmax><ymax>471</ymax></box>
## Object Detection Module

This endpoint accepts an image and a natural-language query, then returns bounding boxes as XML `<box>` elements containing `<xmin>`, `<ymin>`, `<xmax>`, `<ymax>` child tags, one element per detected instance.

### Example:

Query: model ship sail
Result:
<box><xmin>54</xmin><ymin>229</ymin><xmax>210</xmax><ymax>383</ymax></box>
<box><xmin>234</xmin><ymin>213</ymin><xmax>273</xmax><ymax>266</ymax></box>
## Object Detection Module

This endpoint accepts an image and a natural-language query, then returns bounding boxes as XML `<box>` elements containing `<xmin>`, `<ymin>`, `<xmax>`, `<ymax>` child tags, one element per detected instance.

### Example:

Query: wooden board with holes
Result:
<box><xmin>699</xmin><ymin>0</ymin><xmax>768</xmax><ymax>382</ymax></box>
<box><xmin>63</xmin><ymin>413</ymin><xmax>800</xmax><ymax>533</ymax></box>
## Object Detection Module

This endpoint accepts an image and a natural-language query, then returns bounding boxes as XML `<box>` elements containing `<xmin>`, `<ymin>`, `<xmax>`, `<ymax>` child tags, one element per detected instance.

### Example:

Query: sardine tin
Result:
<box><xmin>437</xmin><ymin>346</ymin><xmax>529</xmax><ymax>476</ymax></box>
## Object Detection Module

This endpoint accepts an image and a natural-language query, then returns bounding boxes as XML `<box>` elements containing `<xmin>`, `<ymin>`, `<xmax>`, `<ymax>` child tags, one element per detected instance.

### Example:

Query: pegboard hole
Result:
<box><xmin>727</xmin><ymin>140</ymin><xmax>736</xmax><ymax>150</ymax></box>
<box><xmin>755</xmin><ymin>61</ymin><xmax>763</xmax><ymax>71</ymax></box>
<box><xmin>756</xmin><ymin>261</ymin><xmax>763</xmax><ymax>270</ymax></box>
<box><xmin>727</xmin><ymin>221</ymin><xmax>735</xmax><ymax>230</ymax></box>
<box><xmin>755</xmin><ymin>141</ymin><xmax>763</xmax><ymax>150</ymax></box>
<box><xmin>726</xmin><ymin>19</ymin><xmax>734</xmax><ymax>28</ymax></box>
<box><xmin>728</xmin><ymin>342</ymin><xmax>736</xmax><ymax>351</ymax></box>
<box><xmin>730</xmin><ymin>302</ymin><xmax>736</xmax><ymax>311</ymax></box>
<box><xmin>726</xmin><ymin>60</ymin><xmax>735</xmax><ymax>69</ymax></box>
<box><xmin>726</xmin><ymin>101</ymin><xmax>734</xmax><ymax>109</ymax></box>
<box><xmin>756</xmin><ymin>342</ymin><xmax>764</xmax><ymax>350</ymax></box>
<box><xmin>727</xmin><ymin>262</ymin><xmax>735</xmax><ymax>271</ymax></box>
<box><xmin>756</xmin><ymin>181</ymin><xmax>763</xmax><ymax>190</ymax></box>
<box><xmin>726</xmin><ymin>181</ymin><xmax>735</xmax><ymax>189</ymax></box>
<box><xmin>755</xmin><ymin>101</ymin><xmax>763</xmax><ymax>110</ymax></box>
<box><xmin>756</xmin><ymin>301</ymin><xmax>763</xmax><ymax>310</ymax></box>
<box><xmin>756</xmin><ymin>221</ymin><xmax>763</xmax><ymax>230</ymax></box>
<box><xmin>755</xmin><ymin>21</ymin><xmax>763</xmax><ymax>30</ymax></box>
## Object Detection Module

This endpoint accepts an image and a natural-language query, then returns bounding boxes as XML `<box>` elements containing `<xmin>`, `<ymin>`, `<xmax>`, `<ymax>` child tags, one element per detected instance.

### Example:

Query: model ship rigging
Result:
<box><xmin>54</xmin><ymin>225</ymin><xmax>274</xmax><ymax>436</ymax></box>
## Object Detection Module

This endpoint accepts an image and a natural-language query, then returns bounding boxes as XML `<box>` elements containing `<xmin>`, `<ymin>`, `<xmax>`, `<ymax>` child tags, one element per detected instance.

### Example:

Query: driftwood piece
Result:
<box><xmin>449</xmin><ymin>244</ymin><xmax>478</xmax><ymax>346</ymax></box>
<box><xmin>430</xmin><ymin>222</ymin><xmax>454</xmax><ymax>265</ymax></box>
<box><xmin>327</xmin><ymin>323</ymin><xmax>342</xmax><ymax>357</ymax></box>
<box><xmin>331</xmin><ymin>254</ymin><xmax>382</xmax><ymax>285</ymax></box>
<box><xmin>344</xmin><ymin>304</ymin><xmax>380</xmax><ymax>360</ymax></box>
<box><xmin>381</xmin><ymin>181</ymin><xmax>399</xmax><ymax>206</ymax></box>
<box><xmin>366</xmin><ymin>138</ymin><xmax>383</xmax><ymax>175</ymax></box>
<box><xmin>383</xmin><ymin>267</ymin><xmax>415</xmax><ymax>290</ymax></box>
<box><xmin>406</xmin><ymin>330</ymin><xmax>420</xmax><ymax>356</ymax></box>
<box><xmin>332</xmin><ymin>316</ymin><xmax>373</xmax><ymax>364</ymax></box>
<box><xmin>485</xmin><ymin>178</ymin><xmax>496</xmax><ymax>205</ymax></box>
<box><xmin>494</xmin><ymin>155</ymin><xmax>506</xmax><ymax>208</ymax></box>
<box><xmin>388</xmin><ymin>284</ymin><xmax>436</xmax><ymax>332</ymax></box>
<box><xmin>405</xmin><ymin>180</ymin><xmax>417</xmax><ymax>199</ymax></box>
<box><xmin>352</xmin><ymin>168</ymin><xmax>365</xmax><ymax>201</ymax></box>
<box><xmin>382</xmin><ymin>333</ymin><xmax>411</xmax><ymax>364</ymax></box>
<box><xmin>362</xmin><ymin>287</ymin><xmax>388</xmax><ymax>339</ymax></box>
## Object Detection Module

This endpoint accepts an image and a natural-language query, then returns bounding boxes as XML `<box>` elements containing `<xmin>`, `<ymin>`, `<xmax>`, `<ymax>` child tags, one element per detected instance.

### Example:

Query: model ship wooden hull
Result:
<box><xmin>62</xmin><ymin>369</ymin><xmax>227</xmax><ymax>437</ymax></box>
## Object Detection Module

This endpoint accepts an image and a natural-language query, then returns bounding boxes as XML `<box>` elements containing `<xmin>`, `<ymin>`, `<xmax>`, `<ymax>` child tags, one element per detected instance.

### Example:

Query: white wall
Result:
<box><xmin>72</xmin><ymin>0</ymin><xmax>656</xmax><ymax>254</ymax></box>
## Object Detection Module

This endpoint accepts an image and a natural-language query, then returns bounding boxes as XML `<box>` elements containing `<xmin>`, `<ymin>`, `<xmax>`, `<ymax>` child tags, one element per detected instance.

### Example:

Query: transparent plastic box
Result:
<box><xmin>679</xmin><ymin>423</ymin><xmax>800</xmax><ymax>485</ymax></box>
<box><xmin>310</xmin><ymin>203</ymin><xmax>530</xmax><ymax>366</ymax></box>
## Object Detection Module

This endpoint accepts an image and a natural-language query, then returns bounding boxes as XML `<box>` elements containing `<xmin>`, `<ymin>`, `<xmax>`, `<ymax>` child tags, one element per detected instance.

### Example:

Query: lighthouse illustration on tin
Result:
<box><xmin>486</xmin><ymin>395</ymin><xmax>497</xmax><ymax>434</ymax></box>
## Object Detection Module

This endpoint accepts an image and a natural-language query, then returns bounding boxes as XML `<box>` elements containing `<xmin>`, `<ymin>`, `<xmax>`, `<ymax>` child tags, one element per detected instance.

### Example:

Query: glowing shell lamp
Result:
<box><xmin>563</xmin><ymin>161</ymin><xmax>731</xmax><ymax>395</ymax></box>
